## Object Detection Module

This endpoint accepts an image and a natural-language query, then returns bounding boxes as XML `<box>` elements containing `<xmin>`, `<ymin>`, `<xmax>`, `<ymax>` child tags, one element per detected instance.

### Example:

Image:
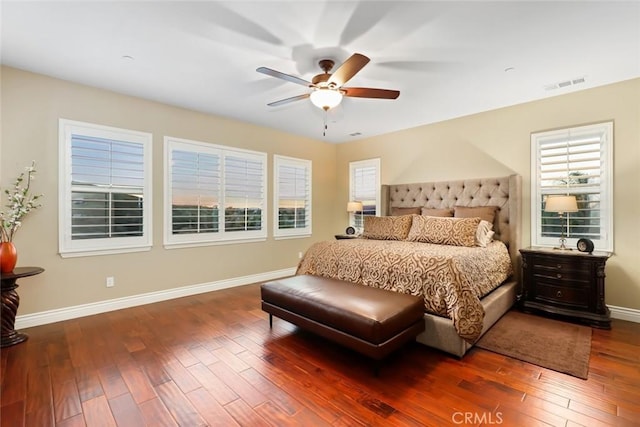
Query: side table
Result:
<box><xmin>1</xmin><ymin>266</ymin><xmax>44</xmax><ymax>347</ymax></box>
<box><xmin>519</xmin><ymin>248</ymin><xmax>610</xmax><ymax>328</ymax></box>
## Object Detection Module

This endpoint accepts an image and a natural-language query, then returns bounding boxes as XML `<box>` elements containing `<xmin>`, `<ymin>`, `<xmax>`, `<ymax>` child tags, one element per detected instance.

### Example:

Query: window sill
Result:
<box><xmin>164</xmin><ymin>237</ymin><xmax>267</xmax><ymax>250</ymax></box>
<box><xmin>273</xmin><ymin>234</ymin><xmax>311</xmax><ymax>241</ymax></box>
<box><xmin>59</xmin><ymin>245</ymin><xmax>152</xmax><ymax>258</ymax></box>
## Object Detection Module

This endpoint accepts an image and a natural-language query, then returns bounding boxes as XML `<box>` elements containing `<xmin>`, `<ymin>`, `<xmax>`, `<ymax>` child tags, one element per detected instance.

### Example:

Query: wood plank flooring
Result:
<box><xmin>1</xmin><ymin>283</ymin><xmax>639</xmax><ymax>426</ymax></box>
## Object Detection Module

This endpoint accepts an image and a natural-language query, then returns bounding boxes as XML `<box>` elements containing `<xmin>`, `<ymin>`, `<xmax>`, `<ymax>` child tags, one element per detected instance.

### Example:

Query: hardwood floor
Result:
<box><xmin>2</xmin><ymin>283</ymin><xmax>639</xmax><ymax>426</ymax></box>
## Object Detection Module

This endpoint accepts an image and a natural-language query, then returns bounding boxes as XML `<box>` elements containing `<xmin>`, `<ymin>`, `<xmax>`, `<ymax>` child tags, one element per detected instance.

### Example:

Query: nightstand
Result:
<box><xmin>519</xmin><ymin>247</ymin><xmax>611</xmax><ymax>329</ymax></box>
<box><xmin>335</xmin><ymin>234</ymin><xmax>358</xmax><ymax>240</ymax></box>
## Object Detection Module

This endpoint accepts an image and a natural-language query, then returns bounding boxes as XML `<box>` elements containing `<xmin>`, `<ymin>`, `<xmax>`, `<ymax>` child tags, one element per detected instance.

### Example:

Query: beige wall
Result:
<box><xmin>1</xmin><ymin>66</ymin><xmax>338</xmax><ymax>315</ymax></box>
<box><xmin>3</xmin><ymin>66</ymin><xmax>639</xmax><ymax>318</ymax></box>
<box><xmin>336</xmin><ymin>78</ymin><xmax>640</xmax><ymax>311</ymax></box>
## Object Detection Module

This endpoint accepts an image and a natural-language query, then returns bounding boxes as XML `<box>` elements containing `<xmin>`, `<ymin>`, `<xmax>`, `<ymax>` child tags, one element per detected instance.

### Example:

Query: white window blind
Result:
<box><xmin>71</xmin><ymin>136</ymin><xmax>145</xmax><ymax>239</ymax></box>
<box><xmin>531</xmin><ymin>122</ymin><xmax>613</xmax><ymax>251</ymax></box>
<box><xmin>59</xmin><ymin>119</ymin><xmax>152</xmax><ymax>257</ymax></box>
<box><xmin>349</xmin><ymin>158</ymin><xmax>380</xmax><ymax>228</ymax></box>
<box><xmin>170</xmin><ymin>149</ymin><xmax>220</xmax><ymax>236</ymax></box>
<box><xmin>274</xmin><ymin>155</ymin><xmax>311</xmax><ymax>238</ymax></box>
<box><xmin>223</xmin><ymin>153</ymin><xmax>265</xmax><ymax>233</ymax></box>
<box><xmin>164</xmin><ymin>137</ymin><xmax>266</xmax><ymax>247</ymax></box>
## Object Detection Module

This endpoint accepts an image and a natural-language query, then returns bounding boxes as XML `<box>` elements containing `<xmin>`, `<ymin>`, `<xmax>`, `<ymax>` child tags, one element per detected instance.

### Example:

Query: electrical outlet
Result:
<box><xmin>106</xmin><ymin>276</ymin><xmax>115</xmax><ymax>288</ymax></box>
<box><xmin>298</xmin><ymin>251</ymin><xmax>303</xmax><ymax>259</ymax></box>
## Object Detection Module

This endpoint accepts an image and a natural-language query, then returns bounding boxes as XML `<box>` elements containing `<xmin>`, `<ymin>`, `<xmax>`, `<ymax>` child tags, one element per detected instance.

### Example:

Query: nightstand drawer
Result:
<box><xmin>535</xmin><ymin>283</ymin><xmax>589</xmax><ymax>309</ymax></box>
<box><xmin>530</xmin><ymin>259</ymin><xmax>590</xmax><ymax>280</ymax></box>
<box><xmin>532</xmin><ymin>272</ymin><xmax>590</xmax><ymax>288</ymax></box>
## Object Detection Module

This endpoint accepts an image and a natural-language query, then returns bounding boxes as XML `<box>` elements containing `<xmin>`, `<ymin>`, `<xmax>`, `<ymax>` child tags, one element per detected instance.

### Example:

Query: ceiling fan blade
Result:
<box><xmin>256</xmin><ymin>67</ymin><xmax>311</xmax><ymax>87</ymax></box>
<box><xmin>342</xmin><ymin>87</ymin><xmax>400</xmax><ymax>99</ymax></box>
<box><xmin>267</xmin><ymin>93</ymin><xmax>310</xmax><ymax>107</ymax></box>
<box><xmin>328</xmin><ymin>53</ymin><xmax>370</xmax><ymax>87</ymax></box>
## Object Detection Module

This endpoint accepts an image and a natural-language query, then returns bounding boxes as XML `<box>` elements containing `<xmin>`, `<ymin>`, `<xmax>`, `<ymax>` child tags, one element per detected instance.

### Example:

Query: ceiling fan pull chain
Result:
<box><xmin>323</xmin><ymin>110</ymin><xmax>328</xmax><ymax>136</ymax></box>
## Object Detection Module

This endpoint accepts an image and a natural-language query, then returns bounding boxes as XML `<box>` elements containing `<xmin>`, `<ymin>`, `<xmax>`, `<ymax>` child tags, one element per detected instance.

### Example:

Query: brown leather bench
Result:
<box><xmin>260</xmin><ymin>275</ymin><xmax>425</xmax><ymax>364</ymax></box>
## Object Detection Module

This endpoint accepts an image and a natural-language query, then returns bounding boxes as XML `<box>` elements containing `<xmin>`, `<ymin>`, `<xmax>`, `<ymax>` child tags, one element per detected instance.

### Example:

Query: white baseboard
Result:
<box><xmin>15</xmin><ymin>267</ymin><xmax>297</xmax><ymax>330</ymax></box>
<box><xmin>16</xmin><ymin>273</ymin><xmax>640</xmax><ymax>330</ymax></box>
<box><xmin>609</xmin><ymin>305</ymin><xmax>640</xmax><ymax>323</ymax></box>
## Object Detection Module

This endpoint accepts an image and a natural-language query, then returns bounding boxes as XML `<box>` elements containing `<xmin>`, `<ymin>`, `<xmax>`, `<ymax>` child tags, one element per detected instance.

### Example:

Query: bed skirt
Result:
<box><xmin>416</xmin><ymin>279</ymin><xmax>518</xmax><ymax>357</ymax></box>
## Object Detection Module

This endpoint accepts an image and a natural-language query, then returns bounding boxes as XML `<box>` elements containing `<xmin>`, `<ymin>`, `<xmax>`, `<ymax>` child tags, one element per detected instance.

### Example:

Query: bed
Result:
<box><xmin>297</xmin><ymin>174</ymin><xmax>521</xmax><ymax>357</ymax></box>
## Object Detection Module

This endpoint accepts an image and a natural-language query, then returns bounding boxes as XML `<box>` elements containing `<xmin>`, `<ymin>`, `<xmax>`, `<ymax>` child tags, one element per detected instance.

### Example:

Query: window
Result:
<box><xmin>274</xmin><ymin>155</ymin><xmax>312</xmax><ymax>238</ymax></box>
<box><xmin>531</xmin><ymin>121</ymin><xmax>613</xmax><ymax>252</ymax></box>
<box><xmin>164</xmin><ymin>137</ymin><xmax>267</xmax><ymax>247</ymax></box>
<box><xmin>349</xmin><ymin>158</ymin><xmax>380</xmax><ymax>228</ymax></box>
<box><xmin>59</xmin><ymin>119</ymin><xmax>152</xmax><ymax>257</ymax></box>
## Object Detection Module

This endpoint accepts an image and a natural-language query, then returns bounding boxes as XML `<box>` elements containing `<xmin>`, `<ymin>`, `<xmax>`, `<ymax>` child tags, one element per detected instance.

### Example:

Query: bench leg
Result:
<box><xmin>269</xmin><ymin>313</ymin><xmax>273</xmax><ymax>329</ymax></box>
<box><xmin>373</xmin><ymin>360</ymin><xmax>381</xmax><ymax>377</ymax></box>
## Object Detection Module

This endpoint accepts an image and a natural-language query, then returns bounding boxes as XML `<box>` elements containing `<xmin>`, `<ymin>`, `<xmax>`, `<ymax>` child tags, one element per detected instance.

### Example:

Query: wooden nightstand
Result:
<box><xmin>519</xmin><ymin>247</ymin><xmax>611</xmax><ymax>329</ymax></box>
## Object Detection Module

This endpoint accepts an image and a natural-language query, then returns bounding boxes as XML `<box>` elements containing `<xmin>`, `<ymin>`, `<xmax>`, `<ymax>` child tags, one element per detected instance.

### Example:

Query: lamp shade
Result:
<box><xmin>347</xmin><ymin>201</ymin><xmax>363</xmax><ymax>212</ymax></box>
<box><xmin>544</xmin><ymin>195</ymin><xmax>578</xmax><ymax>213</ymax></box>
<box><xmin>310</xmin><ymin>88</ymin><xmax>343</xmax><ymax>111</ymax></box>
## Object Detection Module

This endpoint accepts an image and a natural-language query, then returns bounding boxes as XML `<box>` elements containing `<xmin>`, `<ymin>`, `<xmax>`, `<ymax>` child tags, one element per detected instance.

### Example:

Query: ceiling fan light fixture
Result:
<box><xmin>310</xmin><ymin>88</ymin><xmax>343</xmax><ymax>111</ymax></box>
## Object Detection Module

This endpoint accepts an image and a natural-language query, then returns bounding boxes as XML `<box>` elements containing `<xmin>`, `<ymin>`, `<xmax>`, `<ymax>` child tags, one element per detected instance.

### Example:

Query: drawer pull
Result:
<box><xmin>557</xmin><ymin>264</ymin><xmax>562</xmax><ymax>269</ymax></box>
<box><xmin>557</xmin><ymin>274</ymin><xmax>562</xmax><ymax>279</ymax></box>
<box><xmin>556</xmin><ymin>290</ymin><xmax>563</xmax><ymax>298</ymax></box>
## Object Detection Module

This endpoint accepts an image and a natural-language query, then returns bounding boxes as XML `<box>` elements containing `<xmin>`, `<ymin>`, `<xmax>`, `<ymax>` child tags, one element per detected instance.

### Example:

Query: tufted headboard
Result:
<box><xmin>381</xmin><ymin>175</ymin><xmax>522</xmax><ymax>278</ymax></box>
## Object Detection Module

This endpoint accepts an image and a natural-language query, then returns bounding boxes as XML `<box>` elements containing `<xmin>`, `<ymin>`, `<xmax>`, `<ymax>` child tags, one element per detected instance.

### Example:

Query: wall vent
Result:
<box><xmin>544</xmin><ymin>76</ymin><xmax>587</xmax><ymax>91</ymax></box>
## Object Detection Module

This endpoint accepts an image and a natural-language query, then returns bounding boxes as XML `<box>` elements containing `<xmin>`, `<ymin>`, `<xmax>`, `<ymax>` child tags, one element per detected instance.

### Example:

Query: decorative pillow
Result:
<box><xmin>407</xmin><ymin>216</ymin><xmax>481</xmax><ymax>247</ymax></box>
<box><xmin>363</xmin><ymin>215</ymin><xmax>413</xmax><ymax>240</ymax></box>
<box><xmin>391</xmin><ymin>207</ymin><xmax>421</xmax><ymax>216</ymax></box>
<box><xmin>454</xmin><ymin>205</ymin><xmax>498</xmax><ymax>224</ymax></box>
<box><xmin>421</xmin><ymin>207</ymin><xmax>454</xmax><ymax>217</ymax></box>
<box><xmin>476</xmin><ymin>220</ymin><xmax>495</xmax><ymax>247</ymax></box>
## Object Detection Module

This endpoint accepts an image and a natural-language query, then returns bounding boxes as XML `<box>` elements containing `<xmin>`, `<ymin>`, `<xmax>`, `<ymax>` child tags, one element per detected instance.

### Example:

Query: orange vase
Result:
<box><xmin>0</xmin><ymin>242</ymin><xmax>18</xmax><ymax>273</ymax></box>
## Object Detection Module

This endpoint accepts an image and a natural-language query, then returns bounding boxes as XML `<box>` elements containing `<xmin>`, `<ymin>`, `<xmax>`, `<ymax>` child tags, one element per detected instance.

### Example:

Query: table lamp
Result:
<box><xmin>544</xmin><ymin>195</ymin><xmax>578</xmax><ymax>250</ymax></box>
<box><xmin>347</xmin><ymin>201</ymin><xmax>364</xmax><ymax>234</ymax></box>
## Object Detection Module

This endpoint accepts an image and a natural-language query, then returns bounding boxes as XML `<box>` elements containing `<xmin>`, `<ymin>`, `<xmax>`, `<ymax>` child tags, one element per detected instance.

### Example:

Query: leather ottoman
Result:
<box><xmin>261</xmin><ymin>274</ymin><xmax>425</xmax><ymax>363</ymax></box>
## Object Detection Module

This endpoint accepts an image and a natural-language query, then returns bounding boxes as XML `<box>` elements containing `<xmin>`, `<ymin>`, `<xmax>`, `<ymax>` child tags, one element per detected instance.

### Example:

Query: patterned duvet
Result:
<box><xmin>296</xmin><ymin>239</ymin><xmax>513</xmax><ymax>342</ymax></box>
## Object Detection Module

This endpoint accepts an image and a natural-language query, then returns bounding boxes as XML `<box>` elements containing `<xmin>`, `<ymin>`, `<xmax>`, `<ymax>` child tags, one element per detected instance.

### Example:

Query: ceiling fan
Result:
<box><xmin>256</xmin><ymin>53</ymin><xmax>400</xmax><ymax>111</ymax></box>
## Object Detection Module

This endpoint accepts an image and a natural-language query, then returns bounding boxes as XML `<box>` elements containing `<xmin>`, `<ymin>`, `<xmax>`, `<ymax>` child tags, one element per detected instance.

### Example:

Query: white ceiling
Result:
<box><xmin>2</xmin><ymin>1</ymin><xmax>639</xmax><ymax>143</ymax></box>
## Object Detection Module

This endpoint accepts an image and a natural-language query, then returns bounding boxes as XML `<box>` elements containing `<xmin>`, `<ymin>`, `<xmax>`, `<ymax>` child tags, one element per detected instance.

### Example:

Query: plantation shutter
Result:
<box><xmin>275</xmin><ymin>156</ymin><xmax>311</xmax><ymax>236</ymax></box>
<box><xmin>170</xmin><ymin>150</ymin><xmax>220</xmax><ymax>235</ymax></box>
<box><xmin>223</xmin><ymin>153</ymin><xmax>265</xmax><ymax>232</ymax></box>
<box><xmin>532</xmin><ymin>121</ymin><xmax>612</xmax><ymax>251</ymax></box>
<box><xmin>352</xmin><ymin>164</ymin><xmax>378</xmax><ymax>216</ymax></box>
<box><xmin>70</xmin><ymin>135</ymin><xmax>145</xmax><ymax>240</ymax></box>
<box><xmin>164</xmin><ymin>138</ymin><xmax>267</xmax><ymax>246</ymax></box>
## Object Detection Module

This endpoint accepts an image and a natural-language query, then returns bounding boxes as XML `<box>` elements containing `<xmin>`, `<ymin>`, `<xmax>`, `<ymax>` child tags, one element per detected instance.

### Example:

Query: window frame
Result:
<box><xmin>349</xmin><ymin>158</ymin><xmax>381</xmax><ymax>228</ymax></box>
<box><xmin>273</xmin><ymin>155</ymin><xmax>312</xmax><ymax>239</ymax></box>
<box><xmin>58</xmin><ymin>118</ymin><xmax>153</xmax><ymax>258</ymax></box>
<box><xmin>530</xmin><ymin>121</ymin><xmax>613</xmax><ymax>252</ymax></box>
<box><xmin>164</xmin><ymin>136</ymin><xmax>267</xmax><ymax>249</ymax></box>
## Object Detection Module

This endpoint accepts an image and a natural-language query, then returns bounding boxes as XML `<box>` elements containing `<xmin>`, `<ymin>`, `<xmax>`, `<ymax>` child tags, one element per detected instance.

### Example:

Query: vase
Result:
<box><xmin>0</xmin><ymin>242</ymin><xmax>18</xmax><ymax>273</ymax></box>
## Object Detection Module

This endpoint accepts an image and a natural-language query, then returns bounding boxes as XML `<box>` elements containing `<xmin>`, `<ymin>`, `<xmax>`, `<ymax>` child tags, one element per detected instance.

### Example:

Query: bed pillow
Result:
<box><xmin>476</xmin><ymin>220</ymin><xmax>495</xmax><ymax>247</ymax></box>
<box><xmin>363</xmin><ymin>215</ymin><xmax>413</xmax><ymax>240</ymax></box>
<box><xmin>421</xmin><ymin>207</ymin><xmax>454</xmax><ymax>217</ymax></box>
<box><xmin>407</xmin><ymin>215</ymin><xmax>481</xmax><ymax>247</ymax></box>
<box><xmin>454</xmin><ymin>205</ymin><xmax>498</xmax><ymax>224</ymax></box>
<box><xmin>391</xmin><ymin>207</ymin><xmax>422</xmax><ymax>216</ymax></box>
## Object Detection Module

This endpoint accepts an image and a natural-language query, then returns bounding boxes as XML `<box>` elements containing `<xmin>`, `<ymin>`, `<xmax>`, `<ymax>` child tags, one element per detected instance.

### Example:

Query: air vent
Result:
<box><xmin>544</xmin><ymin>76</ymin><xmax>587</xmax><ymax>91</ymax></box>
